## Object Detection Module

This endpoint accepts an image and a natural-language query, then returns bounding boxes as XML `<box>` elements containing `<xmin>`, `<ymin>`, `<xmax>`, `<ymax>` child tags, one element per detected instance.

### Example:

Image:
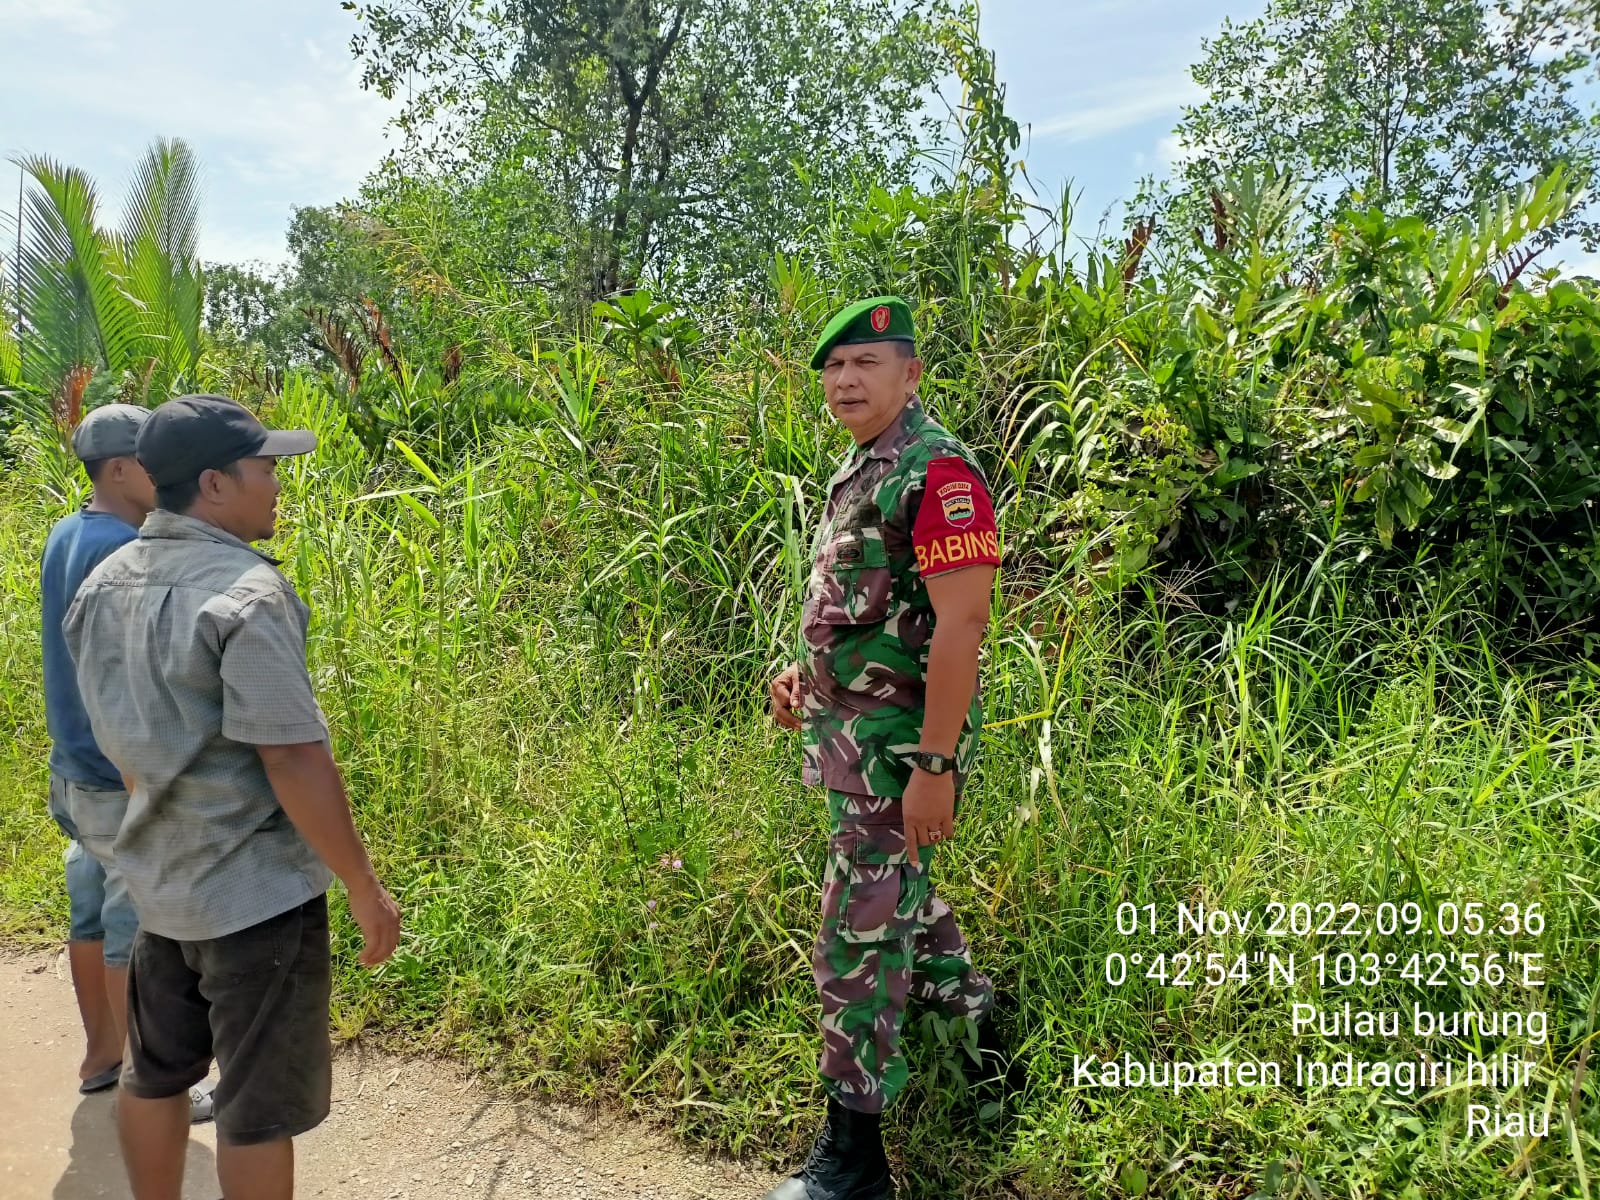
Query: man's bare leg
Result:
<box><xmin>104</xmin><ymin>963</ymin><xmax>129</xmax><ymax>1054</ymax></box>
<box><xmin>217</xmin><ymin>1137</ymin><xmax>294</xmax><ymax>1200</ymax></box>
<box><xmin>118</xmin><ymin>1091</ymin><xmax>189</xmax><ymax>1200</ymax></box>
<box><xmin>66</xmin><ymin>940</ymin><xmax>120</xmax><ymax>1079</ymax></box>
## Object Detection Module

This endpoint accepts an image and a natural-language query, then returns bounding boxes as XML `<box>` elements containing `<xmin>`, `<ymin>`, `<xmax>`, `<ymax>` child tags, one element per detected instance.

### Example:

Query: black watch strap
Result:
<box><xmin>913</xmin><ymin>751</ymin><xmax>955</xmax><ymax>775</ymax></box>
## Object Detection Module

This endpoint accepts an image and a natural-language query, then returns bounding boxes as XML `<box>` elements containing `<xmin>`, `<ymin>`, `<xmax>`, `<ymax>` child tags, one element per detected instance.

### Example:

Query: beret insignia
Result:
<box><xmin>809</xmin><ymin>296</ymin><xmax>916</xmax><ymax>369</ymax></box>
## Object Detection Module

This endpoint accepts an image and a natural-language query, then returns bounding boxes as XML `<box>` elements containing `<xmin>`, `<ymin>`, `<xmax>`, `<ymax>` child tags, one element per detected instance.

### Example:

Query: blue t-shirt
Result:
<box><xmin>43</xmin><ymin>509</ymin><xmax>139</xmax><ymax>788</ymax></box>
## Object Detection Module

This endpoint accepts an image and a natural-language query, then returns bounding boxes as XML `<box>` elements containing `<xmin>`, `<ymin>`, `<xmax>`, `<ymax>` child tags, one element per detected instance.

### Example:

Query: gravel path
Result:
<box><xmin>1</xmin><ymin>948</ymin><xmax>779</xmax><ymax>1200</ymax></box>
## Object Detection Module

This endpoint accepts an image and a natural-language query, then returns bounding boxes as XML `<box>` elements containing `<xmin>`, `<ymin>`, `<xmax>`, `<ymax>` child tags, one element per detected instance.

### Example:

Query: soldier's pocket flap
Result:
<box><xmin>829</xmin><ymin>528</ymin><xmax>888</xmax><ymax>571</ymax></box>
<box><xmin>834</xmin><ymin>839</ymin><xmax>926</xmax><ymax>944</ymax></box>
<box><xmin>814</xmin><ymin>527</ymin><xmax>892</xmax><ymax>626</ymax></box>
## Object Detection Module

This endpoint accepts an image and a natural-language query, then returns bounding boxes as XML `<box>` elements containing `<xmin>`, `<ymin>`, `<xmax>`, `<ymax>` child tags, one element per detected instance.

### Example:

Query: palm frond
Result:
<box><xmin>0</xmin><ymin>332</ymin><xmax>18</xmax><ymax>389</ymax></box>
<box><xmin>121</xmin><ymin>138</ymin><xmax>201</xmax><ymax>266</ymax></box>
<box><xmin>13</xmin><ymin>154</ymin><xmax>143</xmax><ymax>393</ymax></box>
<box><xmin>120</xmin><ymin>137</ymin><xmax>205</xmax><ymax>394</ymax></box>
<box><xmin>0</xmin><ymin>276</ymin><xmax>19</xmax><ymax>389</ymax></box>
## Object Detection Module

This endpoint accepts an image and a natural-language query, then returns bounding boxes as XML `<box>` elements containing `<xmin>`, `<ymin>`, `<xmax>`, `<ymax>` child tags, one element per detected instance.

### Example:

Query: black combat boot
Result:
<box><xmin>761</xmin><ymin>1097</ymin><xmax>895</xmax><ymax>1200</ymax></box>
<box><xmin>966</xmin><ymin>1015</ymin><xmax>1027</xmax><ymax>1125</ymax></box>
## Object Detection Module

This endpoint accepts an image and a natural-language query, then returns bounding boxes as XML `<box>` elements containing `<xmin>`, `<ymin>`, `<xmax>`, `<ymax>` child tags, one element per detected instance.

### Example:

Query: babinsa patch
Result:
<box><xmin>938</xmin><ymin>479</ymin><xmax>975</xmax><ymax>526</ymax></box>
<box><xmin>869</xmin><ymin>304</ymin><xmax>891</xmax><ymax>333</ymax></box>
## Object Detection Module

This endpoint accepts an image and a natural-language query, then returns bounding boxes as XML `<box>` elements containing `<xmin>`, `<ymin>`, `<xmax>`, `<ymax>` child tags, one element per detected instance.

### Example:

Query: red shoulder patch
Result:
<box><xmin>913</xmin><ymin>457</ymin><xmax>1000</xmax><ymax>577</ymax></box>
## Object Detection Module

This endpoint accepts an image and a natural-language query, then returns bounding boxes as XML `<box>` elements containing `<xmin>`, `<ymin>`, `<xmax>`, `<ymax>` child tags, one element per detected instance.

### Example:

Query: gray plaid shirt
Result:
<box><xmin>63</xmin><ymin>511</ymin><xmax>334</xmax><ymax>940</ymax></box>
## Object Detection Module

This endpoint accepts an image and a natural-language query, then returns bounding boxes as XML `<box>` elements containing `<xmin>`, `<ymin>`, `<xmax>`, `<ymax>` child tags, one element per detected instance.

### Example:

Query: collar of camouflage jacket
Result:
<box><xmin>862</xmin><ymin>395</ymin><xmax>926</xmax><ymax>462</ymax></box>
<box><xmin>827</xmin><ymin>397</ymin><xmax>927</xmax><ymax>495</ymax></box>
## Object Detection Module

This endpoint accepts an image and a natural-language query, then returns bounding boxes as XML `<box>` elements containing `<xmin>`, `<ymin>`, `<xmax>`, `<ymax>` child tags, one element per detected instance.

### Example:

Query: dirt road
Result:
<box><xmin>1</xmin><ymin>949</ymin><xmax>779</xmax><ymax>1200</ymax></box>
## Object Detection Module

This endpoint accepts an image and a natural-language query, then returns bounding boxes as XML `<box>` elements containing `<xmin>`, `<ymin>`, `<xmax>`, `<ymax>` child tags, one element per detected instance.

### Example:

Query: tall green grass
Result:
<box><xmin>1</xmin><ymin>370</ymin><xmax>1596</xmax><ymax>1200</ymax></box>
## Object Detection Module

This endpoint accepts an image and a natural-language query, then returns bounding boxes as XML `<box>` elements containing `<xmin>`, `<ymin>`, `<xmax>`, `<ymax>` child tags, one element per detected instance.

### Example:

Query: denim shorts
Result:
<box><xmin>48</xmin><ymin>773</ymin><xmax>138</xmax><ymax>968</ymax></box>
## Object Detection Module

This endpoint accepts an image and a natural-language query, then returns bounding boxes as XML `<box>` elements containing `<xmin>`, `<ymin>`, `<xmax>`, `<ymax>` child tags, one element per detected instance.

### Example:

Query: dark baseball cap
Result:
<box><xmin>71</xmin><ymin>403</ymin><xmax>149</xmax><ymax>461</ymax></box>
<box><xmin>136</xmin><ymin>395</ymin><xmax>317</xmax><ymax>487</ymax></box>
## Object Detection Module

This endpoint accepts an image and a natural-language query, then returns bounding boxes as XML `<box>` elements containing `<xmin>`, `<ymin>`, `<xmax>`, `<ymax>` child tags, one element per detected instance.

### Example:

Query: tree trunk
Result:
<box><xmin>602</xmin><ymin>97</ymin><xmax>647</xmax><ymax>299</ymax></box>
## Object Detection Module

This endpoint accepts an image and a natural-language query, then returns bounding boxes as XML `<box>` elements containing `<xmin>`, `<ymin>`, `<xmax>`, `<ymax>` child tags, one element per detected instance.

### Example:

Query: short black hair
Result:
<box><xmin>83</xmin><ymin>458</ymin><xmax>112</xmax><ymax>485</ymax></box>
<box><xmin>156</xmin><ymin>461</ymin><xmax>240</xmax><ymax>514</ymax></box>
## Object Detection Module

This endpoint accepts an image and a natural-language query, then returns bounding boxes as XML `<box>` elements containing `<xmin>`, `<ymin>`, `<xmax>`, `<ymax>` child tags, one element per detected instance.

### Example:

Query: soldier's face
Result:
<box><xmin>822</xmin><ymin>343</ymin><xmax>923</xmax><ymax>444</ymax></box>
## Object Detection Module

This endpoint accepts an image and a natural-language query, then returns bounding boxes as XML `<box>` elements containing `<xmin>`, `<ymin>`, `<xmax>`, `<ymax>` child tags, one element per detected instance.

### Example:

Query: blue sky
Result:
<box><xmin>0</xmin><ymin>0</ymin><xmax>1249</xmax><ymax>267</ymax></box>
<box><xmin>982</xmin><ymin>0</ymin><xmax>1241</xmax><ymax>233</ymax></box>
<box><xmin>0</xmin><ymin>0</ymin><xmax>396</xmax><ymax>265</ymax></box>
<box><xmin>0</xmin><ymin>0</ymin><xmax>1592</xmax><ymax>272</ymax></box>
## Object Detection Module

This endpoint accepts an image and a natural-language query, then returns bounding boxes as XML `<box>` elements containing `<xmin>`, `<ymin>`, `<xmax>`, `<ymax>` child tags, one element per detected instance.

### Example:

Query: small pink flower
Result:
<box><xmin>646</xmin><ymin>899</ymin><xmax>657</xmax><ymax>910</ymax></box>
<box><xmin>671</xmin><ymin>858</ymin><xmax>683</xmax><ymax>870</ymax></box>
<box><xmin>647</xmin><ymin>922</ymin><xmax>660</xmax><ymax>932</ymax></box>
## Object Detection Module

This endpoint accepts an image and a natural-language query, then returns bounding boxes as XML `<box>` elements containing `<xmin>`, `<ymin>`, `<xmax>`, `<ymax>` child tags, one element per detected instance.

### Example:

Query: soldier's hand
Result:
<box><xmin>770</xmin><ymin>662</ymin><xmax>803</xmax><ymax>730</ymax></box>
<box><xmin>903</xmin><ymin>768</ymin><xmax>956</xmax><ymax>850</ymax></box>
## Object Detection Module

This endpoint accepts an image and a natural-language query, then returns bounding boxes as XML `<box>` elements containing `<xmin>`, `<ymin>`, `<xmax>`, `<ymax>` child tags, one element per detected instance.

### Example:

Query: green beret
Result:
<box><xmin>809</xmin><ymin>296</ymin><xmax>916</xmax><ymax>370</ymax></box>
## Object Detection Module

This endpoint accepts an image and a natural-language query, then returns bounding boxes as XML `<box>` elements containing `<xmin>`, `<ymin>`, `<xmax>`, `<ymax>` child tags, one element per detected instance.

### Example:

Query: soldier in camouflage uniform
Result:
<box><xmin>764</xmin><ymin>297</ymin><xmax>1007</xmax><ymax>1200</ymax></box>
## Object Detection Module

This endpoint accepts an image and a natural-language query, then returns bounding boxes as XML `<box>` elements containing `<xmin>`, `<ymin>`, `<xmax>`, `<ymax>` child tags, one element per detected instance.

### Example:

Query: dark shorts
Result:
<box><xmin>123</xmin><ymin>894</ymin><xmax>333</xmax><ymax>1146</ymax></box>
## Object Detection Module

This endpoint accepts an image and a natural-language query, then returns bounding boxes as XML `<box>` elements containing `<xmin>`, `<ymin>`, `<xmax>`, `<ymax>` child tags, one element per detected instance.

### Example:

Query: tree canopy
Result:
<box><xmin>347</xmin><ymin>0</ymin><xmax>959</xmax><ymax>308</ymax></box>
<box><xmin>1172</xmin><ymin>0</ymin><xmax>1600</xmax><ymax>245</ymax></box>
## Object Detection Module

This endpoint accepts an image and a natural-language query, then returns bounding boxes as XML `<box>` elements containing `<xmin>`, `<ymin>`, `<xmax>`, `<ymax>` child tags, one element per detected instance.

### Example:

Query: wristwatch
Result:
<box><xmin>912</xmin><ymin>751</ymin><xmax>955</xmax><ymax>775</ymax></box>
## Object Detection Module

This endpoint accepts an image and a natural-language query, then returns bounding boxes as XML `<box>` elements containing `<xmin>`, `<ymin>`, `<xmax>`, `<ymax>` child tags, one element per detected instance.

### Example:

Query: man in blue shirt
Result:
<box><xmin>41</xmin><ymin>405</ymin><xmax>156</xmax><ymax>1094</ymax></box>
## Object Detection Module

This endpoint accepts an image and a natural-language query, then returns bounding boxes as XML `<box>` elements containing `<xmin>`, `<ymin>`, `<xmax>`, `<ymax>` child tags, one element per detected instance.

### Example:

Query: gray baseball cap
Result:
<box><xmin>71</xmin><ymin>403</ymin><xmax>150</xmax><ymax>462</ymax></box>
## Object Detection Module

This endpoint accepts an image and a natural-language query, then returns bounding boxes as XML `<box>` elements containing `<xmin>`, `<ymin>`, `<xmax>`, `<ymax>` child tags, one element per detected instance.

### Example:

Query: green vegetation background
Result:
<box><xmin>4</xmin><ymin>5</ymin><xmax>1600</xmax><ymax>1196</ymax></box>
<box><xmin>3</xmin><ymin>315</ymin><xmax>1598</xmax><ymax>1198</ymax></box>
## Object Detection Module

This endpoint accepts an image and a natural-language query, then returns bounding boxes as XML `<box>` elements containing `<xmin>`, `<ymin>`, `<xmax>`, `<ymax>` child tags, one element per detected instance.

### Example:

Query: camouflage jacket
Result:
<box><xmin>799</xmin><ymin>398</ymin><xmax>997</xmax><ymax>801</ymax></box>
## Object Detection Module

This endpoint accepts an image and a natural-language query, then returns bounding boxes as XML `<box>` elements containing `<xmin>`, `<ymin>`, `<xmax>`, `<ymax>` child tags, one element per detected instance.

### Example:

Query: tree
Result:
<box><xmin>12</xmin><ymin>137</ymin><xmax>205</xmax><ymax>423</ymax></box>
<box><xmin>203</xmin><ymin>206</ymin><xmax>406</xmax><ymax>373</ymax></box>
<box><xmin>346</xmin><ymin>0</ymin><xmax>956</xmax><ymax>308</ymax></box>
<box><xmin>1171</xmin><ymin>0</ymin><xmax>1600</xmax><ymax>246</ymax></box>
<box><xmin>279</xmin><ymin>205</ymin><xmax>397</xmax><ymax>321</ymax></box>
<box><xmin>203</xmin><ymin>261</ymin><xmax>283</xmax><ymax>352</ymax></box>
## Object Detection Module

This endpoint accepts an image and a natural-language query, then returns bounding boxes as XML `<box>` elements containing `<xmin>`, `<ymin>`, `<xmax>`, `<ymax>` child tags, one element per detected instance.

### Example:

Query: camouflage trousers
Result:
<box><xmin>813</xmin><ymin>790</ymin><xmax>994</xmax><ymax>1114</ymax></box>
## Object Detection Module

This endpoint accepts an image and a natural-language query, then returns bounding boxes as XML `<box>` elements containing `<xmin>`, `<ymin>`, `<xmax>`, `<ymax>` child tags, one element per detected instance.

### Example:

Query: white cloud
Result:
<box><xmin>1030</xmin><ymin>78</ymin><xmax>1203</xmax><ymax>143</ymax></box>
<box><xmin>0</xmin><ymin>0</ymin><xmax>117</xmax><ymax>38</ymax></box>
<box><xmin>1557</xmin><ymin>249</ymin><xmax>1600</xmax><ymax>278</ymax></box>
<box><xmin>1132</xmin><ymin>133</ymin><xmax>1193</xmax><ymax>175</ymax></box>
<box><xmin>203</xmin><ymin>224</ymin><xmax>300</xmax><ymax>269</ymax></box>
<box><xmin>0</xmin><ymin>0</ymin><xmax>404</xmax><ymax>267</ymax></box>
<box><xmin>204</xmin><ymin>68</ymin><xmax>395</xmax><ymax>190</ymax></box>
<box><xmin>1157</xmin><ymin>133</ymin><xmax>1199</xmax><ymax>169</ymax></box>
<box><xmin>17</xmin><ymin>56</ymin><xmax>393</xmax><ymax>199</ymax></box>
